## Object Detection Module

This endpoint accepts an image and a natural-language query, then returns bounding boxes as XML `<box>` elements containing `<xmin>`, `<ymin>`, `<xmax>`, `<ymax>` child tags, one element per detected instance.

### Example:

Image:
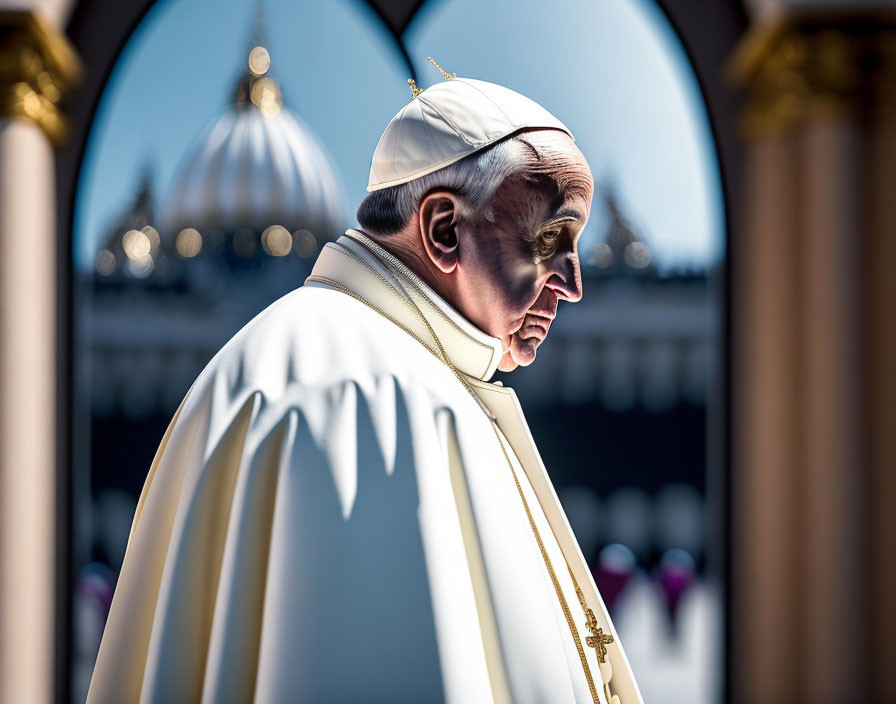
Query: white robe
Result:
<box><xmin>87</xmin><ymin>229</ymin><xmax>643</xmax><ymax>704</ymax></box>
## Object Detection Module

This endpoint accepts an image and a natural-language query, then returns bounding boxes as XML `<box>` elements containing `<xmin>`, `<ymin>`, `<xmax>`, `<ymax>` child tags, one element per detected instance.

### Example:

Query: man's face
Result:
<box><xmin>454</xmin><ymin>130</ymin><xmax>593</xmax><ymax>372</ymax></box>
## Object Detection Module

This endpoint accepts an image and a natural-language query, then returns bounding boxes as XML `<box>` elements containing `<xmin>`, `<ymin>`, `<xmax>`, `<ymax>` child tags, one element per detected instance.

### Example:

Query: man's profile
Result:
<box><xmin>87</xmin><ymin>61</ymin><xmax>643</xmax><ymax>704</ymax></box>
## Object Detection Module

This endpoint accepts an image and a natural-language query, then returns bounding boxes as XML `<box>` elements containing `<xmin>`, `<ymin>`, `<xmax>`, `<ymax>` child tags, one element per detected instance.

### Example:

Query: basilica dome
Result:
<box><xmin>162</xmin><ymin>46</ymin><xmax>344</xmax><ymax>238</ymax></box>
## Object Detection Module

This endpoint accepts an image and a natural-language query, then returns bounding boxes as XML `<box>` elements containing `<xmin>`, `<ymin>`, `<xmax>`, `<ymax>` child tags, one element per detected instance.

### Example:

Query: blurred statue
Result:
<box><xmin>87</xmin><ymin>60</ymin><xmax>643</xmax><ymax>704</ymax></box>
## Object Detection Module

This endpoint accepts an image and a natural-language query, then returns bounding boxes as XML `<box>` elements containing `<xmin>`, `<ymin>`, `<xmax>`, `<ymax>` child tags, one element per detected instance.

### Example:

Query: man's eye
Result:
<box><xmin>535</xmin><ymin>228</ymin><xmax>562</xmax><ymax>258</ymax></box>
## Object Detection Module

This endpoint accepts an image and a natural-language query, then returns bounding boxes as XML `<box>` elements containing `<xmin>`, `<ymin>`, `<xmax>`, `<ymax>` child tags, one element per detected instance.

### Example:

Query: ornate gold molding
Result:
<box><xmin>726</xmin><ymin>12</ymin><xmax>896</xmax><ymax>136</ymax></box>
<box><xmin>0</xmin><ymin>10</ymin><xmax>83</xmax><ymax>144</ymax></box>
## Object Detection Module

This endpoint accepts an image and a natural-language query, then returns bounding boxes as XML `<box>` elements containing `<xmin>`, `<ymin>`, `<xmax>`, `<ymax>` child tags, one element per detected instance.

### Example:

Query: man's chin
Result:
<box><xmin>497</xmin><ymin>350</ymin><xmax>518</xmax><ymax>372</ymax></box>
<box><xmin>497</xmin><ymin>334</ymin><xmax>541</xmax><ymax>372</ymax></box>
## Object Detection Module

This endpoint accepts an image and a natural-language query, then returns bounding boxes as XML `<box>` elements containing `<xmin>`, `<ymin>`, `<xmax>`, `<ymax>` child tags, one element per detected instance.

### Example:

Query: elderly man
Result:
<box><xmin>87</xmin><ymin>64</ymin><xmax>643</xmax><ymax>704</ymax></box>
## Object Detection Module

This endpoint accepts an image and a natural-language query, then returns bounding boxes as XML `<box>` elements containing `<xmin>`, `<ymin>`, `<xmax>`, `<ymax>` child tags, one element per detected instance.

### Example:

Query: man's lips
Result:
<box><xmin>516</xmin><ymin>313</ymin><xmax>553</xmax><ymax>341</ymax></box>
<box><xmin>503</xmin><ymin>289</ymin><xmax>561</xmax><ymax>368</ymax></box>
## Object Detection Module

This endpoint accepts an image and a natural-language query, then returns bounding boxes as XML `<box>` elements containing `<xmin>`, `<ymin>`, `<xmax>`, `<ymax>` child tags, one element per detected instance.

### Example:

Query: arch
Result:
<box><xmin>648</xmin><ymin>4</ymin><xmax>747</xmax><ymax>700</ymax></box>
<box><xmin>55</xmin><ymin>0</ymin><xmax>747</xmax><ymax>699</ymax></box>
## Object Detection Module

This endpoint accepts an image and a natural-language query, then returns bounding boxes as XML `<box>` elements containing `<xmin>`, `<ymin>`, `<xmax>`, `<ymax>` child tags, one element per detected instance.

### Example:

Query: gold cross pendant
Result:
<box><xmin>586</xmin><ymin>629</ymin><xmax>614</xmax><ymax>663</ymax></box>
<box><xmin>583</xmin><ymin>608</ymin><xmax>614</xmax><ymax>663</ymax></box>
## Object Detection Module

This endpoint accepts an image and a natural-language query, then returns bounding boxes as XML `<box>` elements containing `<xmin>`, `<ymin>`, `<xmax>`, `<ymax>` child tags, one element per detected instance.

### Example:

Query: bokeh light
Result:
<box><xmin>248</xmin><ymin>45</ymin><xmax>271</xmax><ymax>75</ymax></box>
<box><xmin>292</xmin><ymin>228</ymin><xmax>316</xmax><ymax>258</ymax></box>
<box><xmin>262</xmin><ymin>224</ymin><xmax>291</xmax><ymax>256</ymax></box>
<box><xmin>121</xmin><ymin>229</ymin><xmax>151</xmax><ymax>260</ymax></box>
<box><xmin>95</xmin><ymin>249</ymin><xmax>115</xmax><ymax>276</ymax></box>
<box><xmin>175</xmin><ymin>228</ymin><xmax>202</xmax><ymax>258</ymax></box>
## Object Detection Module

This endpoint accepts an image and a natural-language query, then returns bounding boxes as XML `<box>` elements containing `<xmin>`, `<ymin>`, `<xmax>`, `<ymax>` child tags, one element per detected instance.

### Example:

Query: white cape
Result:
<box><xmin>87</xmin><ymin>230</ymin><xmax>642</xmax><ymax>704</ymax></box>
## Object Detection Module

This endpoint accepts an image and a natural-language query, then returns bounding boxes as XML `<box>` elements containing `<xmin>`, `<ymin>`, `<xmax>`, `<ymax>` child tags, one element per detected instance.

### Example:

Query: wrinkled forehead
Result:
<box><xmin>514</xmin><ymin>131</ymin><xmax>594</xmax><ymax>209</ymax></box>
<box><xmin>489</xmin><ymin>172</ymin><xmax>592</xmax><ymax>234</ymax></box>
<box><xmin>489</xmin><ymin>154</ymin><xmax>593</xmax><ymax>230</ymax></box>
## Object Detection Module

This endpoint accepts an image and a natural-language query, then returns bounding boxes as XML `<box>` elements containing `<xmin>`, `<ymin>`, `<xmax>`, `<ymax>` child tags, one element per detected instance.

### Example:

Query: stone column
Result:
<box><xmin>0</xmin><ymin>10</ymin><xmax>80</xmax><ymax>703</ymax></box>
<box><xmin>728</xmin><ymin>13</ymin><xmax>896</xmax><ymax>703</ymax></box>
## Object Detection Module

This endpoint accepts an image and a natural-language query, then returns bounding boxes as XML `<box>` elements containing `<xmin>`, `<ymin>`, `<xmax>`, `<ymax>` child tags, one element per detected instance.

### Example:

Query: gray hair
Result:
<box><xmin>356</xmin><ymin>131</ymin><xmax>541</xmax><ymax>236</ymax></box>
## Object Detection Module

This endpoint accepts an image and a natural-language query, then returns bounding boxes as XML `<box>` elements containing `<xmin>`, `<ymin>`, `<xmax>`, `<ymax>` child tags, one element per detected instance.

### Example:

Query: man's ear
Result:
<box><xmin>417</xmin><ymin>191</ymin><xmax>461</xmax><ymax>274</ymax></box>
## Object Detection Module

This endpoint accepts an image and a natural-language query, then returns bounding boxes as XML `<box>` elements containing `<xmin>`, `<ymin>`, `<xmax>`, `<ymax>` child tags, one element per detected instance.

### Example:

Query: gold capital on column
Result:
<box><xmin>0</xmin><ymin>10</ymin><xmax>83</xmax><ymax>145</ymax></box>
<box><xmin>725</xmin><ymin>13</ymin><xmax>896</xmax><ymax>136</ymax></box>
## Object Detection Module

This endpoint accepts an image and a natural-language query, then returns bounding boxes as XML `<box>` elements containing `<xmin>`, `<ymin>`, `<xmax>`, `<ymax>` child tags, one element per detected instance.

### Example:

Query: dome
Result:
<box><xmin>162</xmin><ymin>52</ymin><xmax>344</xmax><ymax>239</ymax></box>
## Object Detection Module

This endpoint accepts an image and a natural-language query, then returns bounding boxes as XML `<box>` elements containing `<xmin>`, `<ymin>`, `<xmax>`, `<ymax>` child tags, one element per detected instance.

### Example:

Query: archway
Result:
<box><xmin>56</xmin><ymin>0</ymin><xmax>747</xmax><ymax>701</ymax></box>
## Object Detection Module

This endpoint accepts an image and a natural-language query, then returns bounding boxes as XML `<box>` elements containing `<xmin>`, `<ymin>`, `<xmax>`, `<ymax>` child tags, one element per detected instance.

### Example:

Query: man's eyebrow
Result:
<box><xmin>541</xmin><ymin>207</ymin><xmax>583</xmax><ymax>227</ymax></box>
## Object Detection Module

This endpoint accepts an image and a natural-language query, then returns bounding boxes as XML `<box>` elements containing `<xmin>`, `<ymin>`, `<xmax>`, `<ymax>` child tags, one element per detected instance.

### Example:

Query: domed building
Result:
<box><xmin>164</xmin><ymin>56</ymin><xmax>342</xmax><ymax>237</ymax></box>
<box><xmin>93</xmin><ymin>30</ymin><xmax>344</xmax><ymax>295</ymax></box>
<box><xmin>84</xmin><ymin>23</ymin><xmax>346</xmax><ymax>449</ymax></box>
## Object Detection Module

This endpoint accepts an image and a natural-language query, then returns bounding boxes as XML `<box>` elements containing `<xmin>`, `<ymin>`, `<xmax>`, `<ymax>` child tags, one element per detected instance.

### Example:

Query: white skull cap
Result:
<box><xmin>367</xmin><ymin>76</ymin><xmax>574</xmax><ymax>192</ymax></box>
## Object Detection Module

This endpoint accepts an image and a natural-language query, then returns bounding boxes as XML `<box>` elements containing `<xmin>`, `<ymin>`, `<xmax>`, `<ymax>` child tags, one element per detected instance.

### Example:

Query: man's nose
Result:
<box><xmin>546</xmin><ymin>251</ymin><xmax>583</xmax><ymax>303</ymax></box>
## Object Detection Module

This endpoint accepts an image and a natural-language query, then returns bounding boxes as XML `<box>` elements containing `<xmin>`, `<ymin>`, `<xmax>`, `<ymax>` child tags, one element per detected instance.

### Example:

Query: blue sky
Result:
<box><xmin>74</xmin><ymin>0</ymin><xmax>724</xmax><ymax>272</ymax></box>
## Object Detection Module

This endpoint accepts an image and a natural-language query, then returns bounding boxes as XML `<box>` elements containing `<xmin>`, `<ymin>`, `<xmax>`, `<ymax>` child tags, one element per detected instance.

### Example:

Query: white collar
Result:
<box><xmin>306</xmin><ymin>229</ymin><xmax>505</xmax><ymax>381</ymax></box>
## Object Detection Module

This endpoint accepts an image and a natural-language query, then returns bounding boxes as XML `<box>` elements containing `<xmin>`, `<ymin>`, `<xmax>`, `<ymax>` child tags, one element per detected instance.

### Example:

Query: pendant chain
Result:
<box><xmin>306</xmin><ymin>232</ymin><xmax>617</xmax><ymax>703</ymax></box>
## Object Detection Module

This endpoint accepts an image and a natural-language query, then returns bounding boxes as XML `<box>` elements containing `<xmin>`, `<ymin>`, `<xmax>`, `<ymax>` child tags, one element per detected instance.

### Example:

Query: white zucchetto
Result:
<box><xmin>367</xmin><ymin>75</ymin><xmax>575</xmax><ymax>192</ymax></box>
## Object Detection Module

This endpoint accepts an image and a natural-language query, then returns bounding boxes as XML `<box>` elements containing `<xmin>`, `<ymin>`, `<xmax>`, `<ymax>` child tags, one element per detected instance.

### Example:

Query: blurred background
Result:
<box><xmin>1</xmin><ymin>0</ymin><xmax>894</xmax><ymax>703</ymax></box>
<box><xmin>74</xmin><ymin>0</ymin><xmax>723</xmax><ymax>700</ymax></box>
